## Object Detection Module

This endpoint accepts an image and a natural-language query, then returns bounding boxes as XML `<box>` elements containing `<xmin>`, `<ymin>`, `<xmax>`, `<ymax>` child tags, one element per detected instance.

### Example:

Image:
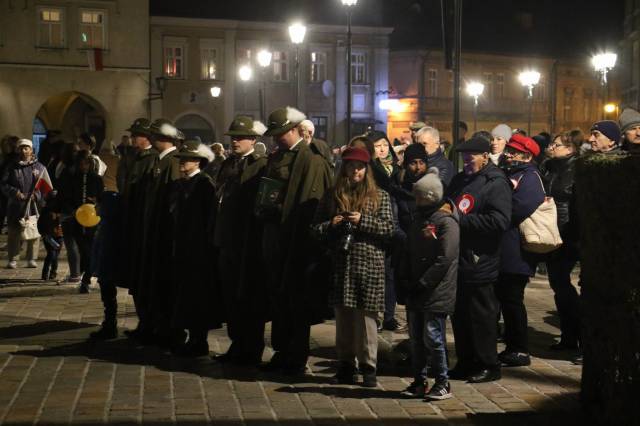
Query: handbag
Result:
<box><xmin>519</xmin><ymin>172</ymin><xmax>563</xmax><ymax>254</ymax></box>
<box><xmin>18</xmin><ymin>198</ymin><xmax>41</xmax><ymax>241</ymax></box>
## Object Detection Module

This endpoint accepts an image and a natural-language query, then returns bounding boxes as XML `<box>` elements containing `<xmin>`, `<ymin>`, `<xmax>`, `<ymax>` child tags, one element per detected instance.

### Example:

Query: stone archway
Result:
<box><xmin>175</xmin><ymin>113</ymin><xmax>216</xmax><ymax>144</ymax></box>
<box><xmin>35</xmin><ymin>91</ymin><xmax>107</xmax><ymax>150</ymax></box>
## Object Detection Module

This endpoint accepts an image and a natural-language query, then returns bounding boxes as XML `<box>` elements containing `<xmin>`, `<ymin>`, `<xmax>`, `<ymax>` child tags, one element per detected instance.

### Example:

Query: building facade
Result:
<box><xmin>387</xmin><ymin>50</ymin><xmax>618</xmax><ymax>143</ymax></box>
<box><xmin>620</xmin><ymin>0</ymin><xmax>640</xmax><ymax>110</ymax></box>
<box><xmin>0</xmin><ymin>1</ymin><xmax>150</xmax><ymax>149</ymax></box>
<box><xmin>150</xmin><ymin>16</ymin><xmax>392</xmax><ymax>146</ymax></box>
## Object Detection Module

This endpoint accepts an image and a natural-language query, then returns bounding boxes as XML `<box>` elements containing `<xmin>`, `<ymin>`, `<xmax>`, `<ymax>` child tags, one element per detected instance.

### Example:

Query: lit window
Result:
<box><xmin>310</xmin><ymin>51</ymin><xmax>326</xmax><ymax>83</ymax></box>
<box><xmin>272</xmin><ymin>51</ymin><xmax>289</xmax><ymax>82</ymax></box>
<box><xmin>38</xmin><ymin>7</ymin><xmax>64</xmax><ymax>47</ymax></box>
<box><xmin>351</xmin><ymin>52</ymin><xmax>367</xmax><ymax>84</ymax></box>
<box><xmin>353</xmin><ymin>93</ymin><xmax>366</xmax><ymax>111</ymax></box>
<box><xmin>164</xmin><ymin>46</ymin><xmax>184</xmax><ymax>79</ymax></box>
<box><xmin>201</xmin><ymin>48</ymin><xmax>217</xmax><ymax>80</ymax></box>
<box><xmin>79</xmin><ymin>10</ymin><xmax>106</xmax><ymax>49</ymax></box>
<box><xmin>428</xmin><ymin>69</ymin><xmax>438</xmax><ymax>97</ymax></box>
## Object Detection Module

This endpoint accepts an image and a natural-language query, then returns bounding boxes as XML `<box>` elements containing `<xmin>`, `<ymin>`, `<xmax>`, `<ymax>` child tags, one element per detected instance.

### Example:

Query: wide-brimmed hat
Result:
<box><xmin>150</xmin><ymin>118</ymin><xmax>185</xmax><ymax>142</ymax></box>
<box><xmin>127</xmin><ymin>118</ymin><xmax>153</xmax><ymax>136</ymax></box>
<box><xmin>225</xmin><ymin>115</ymin><xmax>268</xmax><ymax>137</ymax></box>
<box><xmin>264</xmin><ymin>107</ymin><xmax>307</xmax><ymax>136</ymax></box>
<box><xmin>175</xmin><ymin>140</ymin><xmax>214</xmax><ymax>162</ymax></box>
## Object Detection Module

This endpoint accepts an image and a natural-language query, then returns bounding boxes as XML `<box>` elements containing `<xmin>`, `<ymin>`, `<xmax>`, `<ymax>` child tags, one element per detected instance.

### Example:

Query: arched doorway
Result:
<box><xmin>35</xmin><ymin>91</ymin><xmax>107</xmax><ymax>151</ymax></box>
<box><xmin>175</xmin><ymin>114</ymin><xmax>215</xmax><ymax>144</ymax></box>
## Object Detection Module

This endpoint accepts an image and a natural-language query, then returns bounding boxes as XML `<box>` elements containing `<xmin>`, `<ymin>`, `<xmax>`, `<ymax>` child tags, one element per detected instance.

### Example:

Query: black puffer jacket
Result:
<box><xmin>446</xmin><ymin>163</ymin><xmax>512</xmax><ymax>284</ymax></box>
<box><xmin>540</xmin><ymin>155</ymin><xmax>576</xmax><ymax>234</ymax></box>
<box><xmin>400</xmin><ymin>202</ymin><xmax>459</xmax><ymax>314</ymax></box>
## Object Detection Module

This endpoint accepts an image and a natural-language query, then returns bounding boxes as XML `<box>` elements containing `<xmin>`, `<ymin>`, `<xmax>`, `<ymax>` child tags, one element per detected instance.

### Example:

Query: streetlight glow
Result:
<box><xmin>210</xmin><ymin>86</ymin><xmax>221</xmax><ymax>98</ymax></box>
<box><xmin>592</xmin><ymin>53</ymin><xmax>617</xmax><ymax>72</ymax></box>
<box><xmin>518</xmin><ymin>71</ymin><xmax>541</xmax><ymax>91</ymax></box>
<box><xmin>238</xmin><ymin>65</ymin><xmax>253</xmax><ymax>82</ymax></box>
<box><xmin>378</xmin><ymin>99</ymin><xmax>402</xmax><ymax>112</ymax></box>
<box><xmin>604</xmin><ymin>103</ymin><xmax>617</xmax><ymax>113</ymax></box>
<box><xmin>257</xmin><ymin>50</ymin><xmax>273</xmax><ymax>68</ymax></box>
<box><xmin>288</xmin><ymin>22</ymin><xmax>307</xmax><ymax>44</ymax></box>
<box><xmin>466</xmin><ymin>81</ymin><xmax>485</xmax><ymax>99</ymax></box>
<box><xmin>341</xmin><ymin>0</ymin><xmax>358</xmax><ymax>6</ymax></box>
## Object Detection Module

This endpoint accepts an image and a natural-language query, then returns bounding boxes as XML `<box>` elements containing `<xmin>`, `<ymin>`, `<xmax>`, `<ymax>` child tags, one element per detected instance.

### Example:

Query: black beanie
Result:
<box><xmin>403</xmin><ymin>143</ymin><xmax>428</xmax><ymax>165</ymax></box>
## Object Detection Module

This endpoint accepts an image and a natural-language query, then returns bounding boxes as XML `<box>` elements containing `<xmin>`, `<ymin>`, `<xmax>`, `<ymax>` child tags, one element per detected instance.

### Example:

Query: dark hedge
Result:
<box><xmin>575</xmin><ymin>152</ymin><xmax>640</xmax><ymax>426</ymax></box>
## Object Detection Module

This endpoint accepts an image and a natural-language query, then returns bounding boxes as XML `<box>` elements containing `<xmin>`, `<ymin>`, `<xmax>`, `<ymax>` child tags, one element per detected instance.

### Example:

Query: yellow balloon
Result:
<box><xmin>75</xmin><ymin>203</ymin><xmax>101</xmax><ymax>228</ymax></box>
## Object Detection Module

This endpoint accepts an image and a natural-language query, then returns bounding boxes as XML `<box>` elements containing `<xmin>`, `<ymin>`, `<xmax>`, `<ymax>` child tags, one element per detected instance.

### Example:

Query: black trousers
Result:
<box><xmin>546</xmin><ymin>256</ymin><xmax>580</xmax><ymax>345</ymax></box>
<box><xmin>98</xmin><ymin>279</ymin><xmax>118</xmax><ymax>325</ymax></box>
<box><xmin>452</xmin><ymin>281</ymin><xmax>499</xmax><ymax>370</ymax></box>
<box><xmin>271</xmin><ymin>304</ymin><xmax>311</xmax><ymax>368</ymax></box>
<box><xmin>496</xmin><ymin>273</ymin><xmax>530</xmax><ymax>354</ymax></box>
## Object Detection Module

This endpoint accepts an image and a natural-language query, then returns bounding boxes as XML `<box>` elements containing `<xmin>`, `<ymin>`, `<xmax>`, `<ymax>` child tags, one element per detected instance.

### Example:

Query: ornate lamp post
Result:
<box><xmin>288</xmin><ymin>23</ymin><xmax>307</xmax><ymax>107</ymax></box>
<box><xmin>257</xmin><ymin>49</ymin><xmax>273</xmax><ymax>122</ymax></box>
<box><xmin>341</xmin><ymin>0</ymin><xmax>358</xmax><ymax>141</ymax></box>
<box><xmin>592</xmin><ymin>52</ymin><xmax>617</xmax><ymax>119</ymax></box>
<box><xmin>210</xmin><ymin>86</ymin><xmax>221</xmax><ymax>98</ymax></box>
<box><xmin>519</xmin><ymin>70</ymin><xmax>541</xmax><ymax>136</ymax></box>
<box><xmin>465</xmin><ymin>81</ymin><xmax>484</xmax><ymax>131</ymax></box>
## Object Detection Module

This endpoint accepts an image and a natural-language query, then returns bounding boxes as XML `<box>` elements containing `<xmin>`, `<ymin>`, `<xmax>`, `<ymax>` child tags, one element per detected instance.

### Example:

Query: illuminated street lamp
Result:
<box><xmin>341</xmin><ymin>0</ymin><xmax>358</xmax><ymax>141</ymax></box>
<box><xmin>210</xmin><ymin>86</ymin><xmax>221</xmax><ymax>98</ymax></box>
<box><xmin>238</xmin><ymin>65</ymin><xmax>253</xmax><ymax>82</ymax></box>
<box><xmin>257</xmin><ymin>50</ymin><xmax>273</xmax><ymax>122</ymax></box>
<box><xmin>288</xmin><ymin>22</ymin><xmax>307</xmax><ymax>106</ymax></box>
<box><xmin>466</xmin><ymin>81</ymin><xmax>484</xmax><ymax>131</ymax></box>
<box><xmin>592</xmin><ymin>52</ymin><xmax>617</xmax><ymax>118</ymax></box>
<box><xmin>604</xmin><ymin>103</ymin><xmax>617</xmax><ymax>114</ymax></box>
<box><xmin>519</xmin><ymin>70</ymin><xmax>541</xmax><ymax>135</ymax></box>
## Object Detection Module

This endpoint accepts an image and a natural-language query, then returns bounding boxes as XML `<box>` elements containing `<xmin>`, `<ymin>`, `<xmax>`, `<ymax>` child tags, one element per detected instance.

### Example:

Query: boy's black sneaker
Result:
<box><xmin>425</xmin><ymin>382</ymin><xmax>452</xmax><ymax>401</ymax></box>
<box><xmin>401</xmin><ymin>380</ymin><xmax>426</xmax><ymax>398</ymax></box>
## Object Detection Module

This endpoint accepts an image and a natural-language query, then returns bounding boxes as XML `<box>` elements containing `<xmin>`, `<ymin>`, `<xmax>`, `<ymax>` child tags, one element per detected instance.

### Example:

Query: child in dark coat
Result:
<box><xmin>37</xmin><ymin>204</ymin><xmax>64</xmax><ymax>281</ymax></box>
<box><xmin>399</xmin><ymin>168</ymin><xmax>460</xmax><ymax>401</ymax></box>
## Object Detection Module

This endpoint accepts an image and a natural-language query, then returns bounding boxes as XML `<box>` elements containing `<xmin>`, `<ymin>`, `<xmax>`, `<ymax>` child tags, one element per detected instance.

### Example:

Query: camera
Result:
<box><xmin>338</xmin><ymin>221</ymin><xmax>355</xmax><ymax>253</ymax></box>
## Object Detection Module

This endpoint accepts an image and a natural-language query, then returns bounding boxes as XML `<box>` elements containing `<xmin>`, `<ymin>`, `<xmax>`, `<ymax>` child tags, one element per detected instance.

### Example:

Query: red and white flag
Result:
<box><xmin>87</xmin><ymin>48</ymin><xmax>103</xmax><ymax>71</ymax></box>
<box><xmin>34</xmin><ymin>168</ymin><xmax>54</xmax><ymax>197</ymax></box>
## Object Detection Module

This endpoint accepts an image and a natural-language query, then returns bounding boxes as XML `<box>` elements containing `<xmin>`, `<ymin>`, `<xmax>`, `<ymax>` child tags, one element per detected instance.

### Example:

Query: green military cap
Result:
<box><xmin>127</xmin><ymin>118</ymin><xmax>153</xmax><ymax>136</ymax></box>
<box><xmin>409</xmin><ymin>121</ymin><xmax>427</xmax><ymax>131</ymax></box>
<box><xmin>225</xmin><ymin>115</ymin><xmax>267</xmax><ymax>137</ymax></box>
<box><xmin>264</xmin><ymin>106</ymin><xmax>307</xmax><ymax>137</ymax></box>
<box><xmin>175</xmin><ymin>140</ymin><xmax>214</xmax><ymax>162</ymax></box>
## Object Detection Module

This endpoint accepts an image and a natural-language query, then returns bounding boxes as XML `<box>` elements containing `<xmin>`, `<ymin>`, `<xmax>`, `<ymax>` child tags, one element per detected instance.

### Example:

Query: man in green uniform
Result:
<box><xmin>137</xmin><ymin>119</ymin><xmax>183</xmax><ymax>347</ymax></box>
<box><xmin>259</xmin><ymin>107</ymin><xmax>332</xmax><ymax>375</ymax></box>
<box><xmin>121</xmin><ymin>118</ymin><xmax>159</xmax><ymax>342</ymax></box>
<box><xmin>213</xmin><ymin>116</ymin><xmax>269</xmax><ymax>366</ymax></box>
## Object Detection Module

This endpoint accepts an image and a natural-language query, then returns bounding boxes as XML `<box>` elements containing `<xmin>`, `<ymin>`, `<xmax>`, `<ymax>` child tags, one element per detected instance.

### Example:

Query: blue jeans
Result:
<box><xmin>408</xmin><ymin>311</ymin><xmax>448</xmax><ymax>384</ymax></box>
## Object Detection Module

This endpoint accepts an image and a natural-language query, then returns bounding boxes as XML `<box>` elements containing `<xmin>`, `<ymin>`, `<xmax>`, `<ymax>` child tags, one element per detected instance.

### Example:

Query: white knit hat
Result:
<box><xmin>412</xmin><ymin>167</ymin><xmax>443</xmax><ymax>205</ymax></box>
<box><xmin>17</xmin><ymin>139</ymin><xmax>33</xmax><ymax>148</ymax></box>
<box><xmin>491</xmin><ymin>124</ymin><xmax>512</xmax><ymax>141</ymax></box>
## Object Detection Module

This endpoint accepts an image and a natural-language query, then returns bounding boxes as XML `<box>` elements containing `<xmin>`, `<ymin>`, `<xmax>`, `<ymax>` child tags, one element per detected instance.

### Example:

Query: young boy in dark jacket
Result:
<box><xmin>37</xmin><ymin>203</ymin><xmax>64</xmax><ymax>281</ymax></box>
<box><xmin>399</xmin><ymin>168</ymin><xmax>460</xmax><ymax>400</ymax></box>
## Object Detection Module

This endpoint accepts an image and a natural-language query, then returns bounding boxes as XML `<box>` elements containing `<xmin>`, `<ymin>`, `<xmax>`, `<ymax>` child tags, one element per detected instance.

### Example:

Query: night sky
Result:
<box><xmin>151</xmin><ymin>0</ymin><xmax>625</xmax><ymax>58</ymax></box>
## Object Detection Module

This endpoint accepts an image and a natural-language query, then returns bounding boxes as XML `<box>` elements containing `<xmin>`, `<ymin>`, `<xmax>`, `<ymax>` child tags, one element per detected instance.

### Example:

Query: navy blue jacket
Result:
<box><xmin>500</xmin><ymin>162</ymin><xmax>546</xmax><ymax>276</ymax></box>
<box><xmin>427</xmin><ymin>148</ymin><xmax>455</xmax><ymax>188</ymax></box>
<box><xmin>446</xmin><ymin>163</ymin><xmax>512</xmax><ymax>284</ymax></box>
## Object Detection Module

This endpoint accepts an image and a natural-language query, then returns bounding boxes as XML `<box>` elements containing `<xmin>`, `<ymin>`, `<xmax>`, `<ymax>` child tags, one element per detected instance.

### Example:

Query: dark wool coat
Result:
<box><xmin>214</xmin><ymin>151</ymin><xmax>268</xmax><ymax>318</ymax></box>
<box><xmin>500</xmin><ymin>162</ymin><xmax>545</xmax><ymax>276</ymax></box>
<box><xmin>312</xmin><ymin>189</ymin><xmax>394</xmax><ymax>312</ymax></box>
<box><xmin>310</xmin><ymin>138</ymin><xmax>335</xmax><ymax>168</ymax></box>
<box><xmin>427</xmin><ymin>148</ymin><xmax>455</xmax><ymax>187</ymax></box>
<box><xmin>56</xmin><ymin>170</ymin><xmax>104</xmax><ymax>214</ymax></box>
<box><xmin>171</xmin><ymin>172</ymin><xmax>222</xmax><ymax>330</ymax></box>
<box><xmin>120</xmin><ymin>148</ymin><xmax>158</xmax><ymax>289</ymax></box>
<box><xmin>138</xmin><ymin>149</ymin><xmax>181</xmax><ymax>319</ymax></box>
<box><xmin>262</xmin><ymin>141</ymin><xmax>333</xmax><ymax>325</ymax></box>
<box><xmin>0</xmin><ymin>159</ymin><xmax>47</xmax><ymax>224</ymax></box>
<box><xmin>398</xmin><ymin>201</ymin><xmax>460</xmax><ymax>314</ymax></box>
<box><xmin>446</xmin><ymin>163</ymin><xmax>512</xmax><ymax>284</ymax></box>
<box><xmin>91</xmin><ymin>191</ymin><xmax>122</xmax><ymax>282</ymax></box>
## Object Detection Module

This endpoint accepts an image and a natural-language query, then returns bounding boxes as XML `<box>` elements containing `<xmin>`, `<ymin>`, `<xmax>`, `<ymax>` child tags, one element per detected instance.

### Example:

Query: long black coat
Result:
<box><xmin>171</xmin><ymin>172</ymin><xmax>222</xmax><ymax>330</ymax></box>
<box><xmin>214</xmin><ymin>152</ymin><xmax>268</xmax><ymax>314</ymax></box>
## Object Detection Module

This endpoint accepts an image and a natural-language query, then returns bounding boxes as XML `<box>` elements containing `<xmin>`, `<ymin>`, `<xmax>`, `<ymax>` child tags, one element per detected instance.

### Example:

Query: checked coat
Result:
<box><xmin>313</xmin><ymin>189</ymin><xmax>394</xmax><ymax>312</ymax></box>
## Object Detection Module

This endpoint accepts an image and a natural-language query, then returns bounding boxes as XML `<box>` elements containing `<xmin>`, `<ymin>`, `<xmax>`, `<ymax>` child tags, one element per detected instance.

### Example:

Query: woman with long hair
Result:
<box><xmin>313</xmin><ymin>147</ymin><xmax>394</xmax><ymax>387</ymax></box>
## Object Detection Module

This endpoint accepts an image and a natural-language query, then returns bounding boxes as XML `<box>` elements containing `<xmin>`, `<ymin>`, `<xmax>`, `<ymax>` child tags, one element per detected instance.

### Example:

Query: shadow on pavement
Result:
<box><xmin>0</xmin><ymin>319</ymin><xmax>95</xmax><ymax>339</ymax></box>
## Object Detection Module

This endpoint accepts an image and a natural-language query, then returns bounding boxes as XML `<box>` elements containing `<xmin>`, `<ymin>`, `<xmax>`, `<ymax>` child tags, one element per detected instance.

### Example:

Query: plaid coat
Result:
<box><xmin>313</xmin><ymin>189</ymin><xmax>394</xmax><ymax>312</ymax></box>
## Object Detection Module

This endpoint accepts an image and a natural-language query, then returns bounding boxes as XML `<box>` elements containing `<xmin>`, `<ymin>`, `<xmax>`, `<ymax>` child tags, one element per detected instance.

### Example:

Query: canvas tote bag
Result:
<box><xmin>519</xmin><ymin>172</ymin><xmax>563</xmax><ymax>254</ymax></box>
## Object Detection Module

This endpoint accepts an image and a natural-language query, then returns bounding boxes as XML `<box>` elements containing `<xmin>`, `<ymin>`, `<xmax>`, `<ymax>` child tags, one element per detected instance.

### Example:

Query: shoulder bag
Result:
<box><xmin>519</xmin><ymin>172</ymin><xmax>563</xmax><ymax>254</ymax></box>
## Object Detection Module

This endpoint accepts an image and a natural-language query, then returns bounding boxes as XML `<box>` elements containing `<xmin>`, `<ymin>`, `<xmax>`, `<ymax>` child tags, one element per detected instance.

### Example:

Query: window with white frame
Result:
<box><xmin>496</xmin><ymin>73</ymin><xmax>505</xmax><ymax>98</ymax></box>
<box><xmin>311</xmin><ymin>116</ymin><xmax>328</xmax><ymax>140</ymax></box>
<box><xmin>164</xmin><ymin>42</ymin><xmax>186</xmax><ymax>79</ymax></box>
<box><xmin>427</xmin><ymin>69</ymin><xmax>438</xmax><ymax>97</ymax></box>
<box><xmin>351</xmin><ymin>52</ymin><xmax>367</xmax><ymax>84</ymax></box>
<box><xmin>483</xmin><ymin>72</ymin><xmax>493</xmax><ymax>99</ymax></box>
<box><xmin>38</xmin><ymin>7</ymin><xmax>64</xmax><ymax>47</ymax></box>
<box><xmin>353</xmin><ymin>93</ymin><xmax>366</xmax><ymax>111</ymax></box>
<box><xmin>201</xmin><ymin>48</ymin><xmax>218</xmax><ymax>80</ymax></box>
<box><xmin>272</xmin><ymin>50</ymin><xmax>289</xmax><ymax>82</ymax></box>
<box><xmin>310</xmin><ymin>51</ymin><xmax>327</xmax><ymax>83</ymax></box>
<box><xmin>79</xmin><ymin>10</ymin><xmax>106</xmax><ymax>49</ymax></box>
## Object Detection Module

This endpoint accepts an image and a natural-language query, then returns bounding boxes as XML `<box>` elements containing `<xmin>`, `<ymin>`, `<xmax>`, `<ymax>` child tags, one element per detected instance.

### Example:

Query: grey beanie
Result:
<box><xmin>491</xmin><ymin>124</ymin><xmax>512</xmax><ymax>141</ymax></box>
<box><xmin>412</xmin><ymin>167</ymin><xmax>443</xmax><ymax>205</ymax></box>
<box><xmin>619</xmin><ymin>108</ymin><xmax>640</xmax><ymax>132</ymax></box>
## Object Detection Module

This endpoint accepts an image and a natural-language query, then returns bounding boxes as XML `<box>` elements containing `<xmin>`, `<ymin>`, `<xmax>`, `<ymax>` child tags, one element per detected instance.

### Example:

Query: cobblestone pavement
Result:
<box><xmin>0</xmin><ymin>242</ymin><xmax>585</xmax><ymax>425</ymax></box>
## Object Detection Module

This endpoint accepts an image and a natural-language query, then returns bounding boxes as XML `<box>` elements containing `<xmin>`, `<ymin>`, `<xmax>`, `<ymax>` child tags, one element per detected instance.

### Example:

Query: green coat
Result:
<box><xmin>262</xmin><ymin>141</ymin><xmax>333</xmax><ymax>324</ymax></box>
<box><xmin>214</xmin><ymin>151</ymin><xmax>268</xmax><ymax>318</ymax></box>
<box><xmin>120</xmin><ymin>147</ymin><xmax>158</xmax><ymax>290</ymax></box>
<box><xmin>138</xmin><ymin>149</ymin><xmax>181</xmax><ymax>319</ymax></box>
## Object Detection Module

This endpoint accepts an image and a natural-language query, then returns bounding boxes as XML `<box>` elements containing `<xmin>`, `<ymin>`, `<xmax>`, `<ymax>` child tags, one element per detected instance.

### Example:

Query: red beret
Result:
<box><xmin>342</xmin><ymin>147</ymin><xmax>371</xmax><ymax>164</ymax></box>
<box><xmin>507</xmin><ymin>134</ymin><xmax>540</xmax><ymax>157</ymax></box>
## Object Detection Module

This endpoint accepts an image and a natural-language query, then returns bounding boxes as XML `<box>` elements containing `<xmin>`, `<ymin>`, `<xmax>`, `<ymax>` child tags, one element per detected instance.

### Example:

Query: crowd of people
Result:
<box><xmin>1</xmin><ymin>104</ymin><xmax>639</xmax><ymax>402</ymax></box>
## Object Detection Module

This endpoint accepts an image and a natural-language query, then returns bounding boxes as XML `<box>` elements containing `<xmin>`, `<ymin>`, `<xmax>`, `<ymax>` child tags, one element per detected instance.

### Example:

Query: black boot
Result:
<box><xmin>89</xmin><ymin>320</ymin><xmax>117</xmax><ymax>340</ymax></box>
<box><xmin>91</xmin><ymin>281</ymin><xmax>118</xmax><ymax>340</ymax></box>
